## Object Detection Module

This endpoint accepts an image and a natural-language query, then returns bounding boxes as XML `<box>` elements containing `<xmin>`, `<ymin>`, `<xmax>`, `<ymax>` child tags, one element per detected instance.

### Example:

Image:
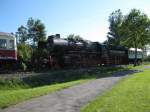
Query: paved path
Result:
<box><xmin>0</xmin><ymin>70</ymin><xmax>139</xmax><ymax>112</ymax></box>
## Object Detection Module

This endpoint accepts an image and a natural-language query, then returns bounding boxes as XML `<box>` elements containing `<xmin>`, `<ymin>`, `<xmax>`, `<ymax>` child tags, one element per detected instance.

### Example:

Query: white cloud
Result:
<box><xmin>79</xmin><ymin>25</ymin><xmax>108</xmax><ymax>42</ymax></box>
<box><xmin>81</xmin><ymin>27</ymin><xmax>108</xmax><ymax>42</ymax></box>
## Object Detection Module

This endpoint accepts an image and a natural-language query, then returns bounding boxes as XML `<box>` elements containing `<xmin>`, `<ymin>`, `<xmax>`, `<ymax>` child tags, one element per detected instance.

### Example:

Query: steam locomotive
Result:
<box><xmin>38</xmin><ymin>34</ymin><xmax>133</xmax><ymax>68</ymax></box>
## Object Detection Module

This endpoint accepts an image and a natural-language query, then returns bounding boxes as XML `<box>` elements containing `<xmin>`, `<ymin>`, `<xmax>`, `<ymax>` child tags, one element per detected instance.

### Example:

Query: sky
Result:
<box><xmin>0</xmin><ymin>0</ymin><xmax>150</xmax><ymax>42</ymax></box>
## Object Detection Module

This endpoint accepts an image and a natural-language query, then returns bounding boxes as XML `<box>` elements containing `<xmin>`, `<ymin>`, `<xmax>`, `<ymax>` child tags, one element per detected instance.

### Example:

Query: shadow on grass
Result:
<box><xmin>0</xmin><ymin>66</ymin><xmax>141</xmax><ymax>90</ymax></box>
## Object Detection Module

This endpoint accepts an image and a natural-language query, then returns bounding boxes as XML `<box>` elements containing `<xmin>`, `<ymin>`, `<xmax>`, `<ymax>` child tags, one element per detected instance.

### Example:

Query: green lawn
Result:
<box><xmin>0</xmin><ymin>79</ymin><xmax>88</xmax><ymax>108</ymax></box>
<box><xmin>81</xmin><ymin>69</ymin><xmax>150</xmax><ymax>112</ymax></box>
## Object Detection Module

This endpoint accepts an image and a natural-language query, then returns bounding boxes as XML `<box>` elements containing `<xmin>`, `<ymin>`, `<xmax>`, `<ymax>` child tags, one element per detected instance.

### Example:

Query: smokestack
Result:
<box><xmin>55</xmin><ymin>34</ymin><xmax>60</xmax><ymax>38</ymax></box>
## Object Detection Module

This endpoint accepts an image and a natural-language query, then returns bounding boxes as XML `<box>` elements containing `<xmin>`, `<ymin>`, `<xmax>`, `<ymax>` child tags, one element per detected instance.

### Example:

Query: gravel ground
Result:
<box><xmin>0</xmin><ymin>69</ymin><xmax>139</xmax><ymax>112</ymax></box>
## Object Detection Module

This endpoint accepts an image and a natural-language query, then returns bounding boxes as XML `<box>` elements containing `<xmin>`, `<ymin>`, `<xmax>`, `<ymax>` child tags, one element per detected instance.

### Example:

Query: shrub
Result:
<box><xmin>17</xmin><ymin>43</ymin><xmax>33</xmax><ymax>70</ymax></box>
<box><xmin>17</xmin><ymin>43</ymin><xmax>33</xmax><ymax>62</ymax></box>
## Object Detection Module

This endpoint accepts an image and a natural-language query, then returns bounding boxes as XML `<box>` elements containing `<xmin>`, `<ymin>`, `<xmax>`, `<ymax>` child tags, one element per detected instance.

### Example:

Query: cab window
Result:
<box><xmin>0</xmin><ymin>39</ymin><xmax>7</xmax><ymax>49</ymax></box>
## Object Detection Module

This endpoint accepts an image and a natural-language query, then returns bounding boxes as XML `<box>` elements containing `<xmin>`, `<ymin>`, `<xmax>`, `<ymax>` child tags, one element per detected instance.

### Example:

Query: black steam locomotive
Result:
<box><xmin>38</xmin><ymin>34</ymin><xmax>128</xmax><ymax>69</ymax></box>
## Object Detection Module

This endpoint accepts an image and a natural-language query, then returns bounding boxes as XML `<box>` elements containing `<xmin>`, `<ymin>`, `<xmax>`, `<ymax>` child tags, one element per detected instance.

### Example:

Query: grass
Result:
<box><xmin>0</xmin><ymin>79</ymin><xmax>88</xmax><ymax>108</ymax></box>
<box><xmin>81</xmin><ymin>69</ymin><xmax>150</xmax><ymax>112</ymax></box>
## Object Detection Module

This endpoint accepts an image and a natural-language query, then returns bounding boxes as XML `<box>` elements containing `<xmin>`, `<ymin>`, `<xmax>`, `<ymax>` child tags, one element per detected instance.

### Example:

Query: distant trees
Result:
<box><xmin>67</xmin><ymin>34</ymin><xmax>84</xmax><ymax>43</ymax></box>
<box><xmin>107</xmin><ymin>9</ymin><xmax>150</xmax><ymax>66</ymax></box>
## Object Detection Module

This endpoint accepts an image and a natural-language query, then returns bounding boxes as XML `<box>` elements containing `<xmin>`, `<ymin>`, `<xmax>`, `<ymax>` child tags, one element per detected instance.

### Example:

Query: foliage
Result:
<box><xmin>143</xmin><ymin>55</ymin><xmax>150</xmax><ymax>62</ymax></box>
<box><xmin>16</xmin><ymin>17</ymin><xmax>46</xmax><ymax>46</ymax></box>
<box><xmin>107</xmin><ymin>9</ymin><xmax>150</xmax><ymax>48</ymax></box>
<box><xmin>17</xmin><ymin>43</ymin><xmax>33</xmax><ymax>62</ymax></box>
<box><xmin>121</xmin><ymin>9</ymin><xmax>150</xmax><ymax>48</ymax></box>
<box><xmin>27</xmin><ymin>17</ymin><xmax>46</xmax><ymax>45</ymax></box>
<box><xmin>31</xmin><ymin>47</ymin><xmax>49</xmax><ymax>70</ymax></box>
<box><xmin>81</xmin><ymin>69</ymin><xmax>150</xmax><ymax>112</ymax></box>
<box><xmin>67</xmin><ymin>34</ymin><xmax>84</xmax><ymax>43</ymax></box>
<box><xmin>107</xmin><ymin>9</ymin><xmax>123</xmax><ymax>45</ymax></box>
<box><xmin>16</xmin><ymin>25</ymin><xmax>28</xmax><ymax>43</ymax></box>
<box><xmin>121</xmin><ymin>9</ymin><xmax>150</xmax><ymax>66</ymax></box>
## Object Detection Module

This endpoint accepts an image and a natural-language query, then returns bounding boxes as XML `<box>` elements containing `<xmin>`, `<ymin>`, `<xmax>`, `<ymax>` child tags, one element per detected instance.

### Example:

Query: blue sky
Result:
<box><xmin>0</xmin><ymin>0</ymin><xmax>150</xmax><ymax>42</ymax></box>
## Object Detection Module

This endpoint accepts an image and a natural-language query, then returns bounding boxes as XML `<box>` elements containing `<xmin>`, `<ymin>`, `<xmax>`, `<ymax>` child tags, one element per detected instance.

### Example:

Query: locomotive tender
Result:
<box><xmin>38</xmin><ymin>34</ymin><xmax>129</xmax><ymax>68</ymax></box>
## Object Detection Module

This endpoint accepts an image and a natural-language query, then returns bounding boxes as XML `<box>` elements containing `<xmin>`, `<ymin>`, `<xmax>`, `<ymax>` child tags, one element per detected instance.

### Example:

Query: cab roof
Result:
<box><xmin>0</xmin><ymin>32</ymin><xmax>15</xmax><ymax>38</ymax></box>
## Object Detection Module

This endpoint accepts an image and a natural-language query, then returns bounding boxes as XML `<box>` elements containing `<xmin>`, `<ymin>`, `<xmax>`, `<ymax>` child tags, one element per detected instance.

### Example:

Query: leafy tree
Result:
<box><xmin>107</xmin><ymin>9</ymin><xmax>123</xmax><ymax>45</ymax></box>
<box><xmin>27</xmin><ymin>18</ymin><xmax>36</xmax><ymax>44</ymax></box>
<box><xmin>121</xmin><ymin>9</ymin><xmax>150</xmax><ymax>66</ymax></box>
<box><xmin>67</xmin><ymin>34</ymin><xmax>75</xmax><ymax>43</ymax></box>
<box><xmin>16</xmin><ymin>17</ymin><xmax>46</xmax><ymax>46</ymax></box>
<box><xmin>27</xmin><ymin>17</ymin><xmax>46</xmax><ymax>46</ymax></box>
<box><xmin>67</xmin><ymin>34</ymin><xmax>84</xmax><ymax>43</ymax></box>
<box><xmin>16</xmin><ymin>25</ymin><xmax>28</xmax><ymax>44</ymax></box>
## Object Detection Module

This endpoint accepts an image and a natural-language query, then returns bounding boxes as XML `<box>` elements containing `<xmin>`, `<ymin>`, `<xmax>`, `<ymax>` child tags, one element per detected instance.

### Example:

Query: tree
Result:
<box><xmin>34</xmin><ymin>19</ymin><xmax>46</xmax><ymax>41</ymax></box>
<box><xmin>16</xmin><ymin>25</ymin><xmax>28</xmax><ymax>44</ymax></box>
<box><xmin>16</xmin><ymin>17</ymin><xmax>46</xmax><ymax>46</ymax></box>
<box><xmin>67</xmin><ymin>34</ymin><xmax>84</xmax><ymax>43</ymax></box>
<box><xmin>27</xmin><ymin>17</ymin><xmax>36</xmax><ymax>45</ymax></box>
<box><xmin>27</xmin><ymin>17</ymin><xmax>46</xmax><ymax>46</ymax></box>
<box><xmin>107</xmin><ymin>9</ymin><xmax>123</xmax><ymax>45</ymax></box>
<box><xmin>121</xmin><ymin>9</ymin><xmax>150</xmax><ymax>66</ymax></box>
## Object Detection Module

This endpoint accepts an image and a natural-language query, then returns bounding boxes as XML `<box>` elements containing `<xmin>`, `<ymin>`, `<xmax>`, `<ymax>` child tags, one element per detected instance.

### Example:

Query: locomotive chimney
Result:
<box><xmin>55</xmin><ymin>34</ymin><xmax>60</xmax><ymax>38</ymax></box>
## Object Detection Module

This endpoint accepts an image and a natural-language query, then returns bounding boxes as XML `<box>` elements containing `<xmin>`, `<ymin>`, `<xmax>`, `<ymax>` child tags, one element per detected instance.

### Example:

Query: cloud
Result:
<box><xmin>79</xmin><ymin>24</ymin><xmax>108</xmax><ymax>42</ymax></box>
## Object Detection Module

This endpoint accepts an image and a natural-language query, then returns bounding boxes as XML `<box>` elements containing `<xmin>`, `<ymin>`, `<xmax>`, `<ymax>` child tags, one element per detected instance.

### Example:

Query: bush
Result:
<box><xmin>32</xmin><ymin>48</ymin><xmax>49</xmax><ymax>70</ymax></box>
<box><xmin>17</xmin><ymin>43</ymin><xmax>33</xmax><ymax>71</ymax></box>
<box><xmin>17</xmin><ymin>43</ymin><xmax>33</xmax><ymax>62</ymax></box>
<box><xmin>143</xmin><ymin>55</ymin><xmax>150</xmax><ymax>62</ymax></box>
